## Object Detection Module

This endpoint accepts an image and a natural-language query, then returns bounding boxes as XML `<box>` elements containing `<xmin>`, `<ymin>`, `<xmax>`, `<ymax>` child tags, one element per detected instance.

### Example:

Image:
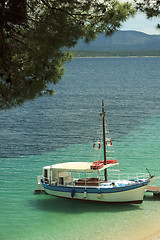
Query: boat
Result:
<box><xmin>35</xmin><ymin>99</ymin><xmax>156</xmax><ymax>204</ymax></box>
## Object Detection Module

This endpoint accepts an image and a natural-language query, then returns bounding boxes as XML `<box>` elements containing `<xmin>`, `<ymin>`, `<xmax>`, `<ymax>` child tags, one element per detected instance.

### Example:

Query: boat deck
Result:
<box><xmin>74</xmin><ymin>178</ymin><xmax>103</xmax><ymax>186</ymax></box>
<box><xmin>146</xmin><ymin>186</ymin><xmax>160</xmax><ymax>197</ymax></box>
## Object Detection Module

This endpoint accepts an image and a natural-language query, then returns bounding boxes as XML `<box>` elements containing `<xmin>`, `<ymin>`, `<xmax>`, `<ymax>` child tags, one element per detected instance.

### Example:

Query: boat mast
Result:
<box><xmin>101</xmin><ymin>99</ymin><xmax>107</xmax><ymax>181</ymax></box>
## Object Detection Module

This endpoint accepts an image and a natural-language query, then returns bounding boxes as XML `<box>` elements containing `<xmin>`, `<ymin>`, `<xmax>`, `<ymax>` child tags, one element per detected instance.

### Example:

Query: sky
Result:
<box><xmin>120</xmin><ymin>0</ymin><xmax>160</xmax><ymax>35</ymax></box>
<box><xmin>121</xmin><ymin>12</ymin><xmax>160</xmax><ymax>35</ymax></box>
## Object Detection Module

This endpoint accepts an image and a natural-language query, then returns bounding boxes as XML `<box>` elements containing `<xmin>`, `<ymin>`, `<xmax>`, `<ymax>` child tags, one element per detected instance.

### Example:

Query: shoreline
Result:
<box><xmin>74</xmin><ymin>55</ymin><xmax>160</xmax><ymax>58</ymax></box>
<box><xmin>70</xmin><ymin>50</ymin><xmax>160</xmax><ymax>58</ymax></box>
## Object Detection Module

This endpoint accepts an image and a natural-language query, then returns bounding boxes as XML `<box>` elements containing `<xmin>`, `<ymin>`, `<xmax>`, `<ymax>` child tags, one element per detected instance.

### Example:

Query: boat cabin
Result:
<box><xmin>42</xmin><ymin>161</ymin><xmax>119</xmax><ymax>186</ymax></box>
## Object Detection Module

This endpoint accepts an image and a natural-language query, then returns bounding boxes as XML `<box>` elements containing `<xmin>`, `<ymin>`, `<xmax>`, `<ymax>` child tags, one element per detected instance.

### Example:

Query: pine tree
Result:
<box><xmin>0</xmin><ymin>0</ymin><xmax>135</xmax><ymax>110</ymax></box>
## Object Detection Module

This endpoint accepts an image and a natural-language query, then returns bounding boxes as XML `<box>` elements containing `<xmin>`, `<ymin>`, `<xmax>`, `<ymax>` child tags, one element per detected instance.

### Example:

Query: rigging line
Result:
<box><xmin>105</xmin><ymin>118</ymin><xmax>118</xmax><ymax>162</ymax></box>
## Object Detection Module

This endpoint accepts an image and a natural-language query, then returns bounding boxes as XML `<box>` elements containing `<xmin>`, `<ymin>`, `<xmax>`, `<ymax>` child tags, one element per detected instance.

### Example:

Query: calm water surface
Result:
<box><xmin>0</xmin><ymin>57</ymin><xmax>160</xmax><ymax>240</ymax></box>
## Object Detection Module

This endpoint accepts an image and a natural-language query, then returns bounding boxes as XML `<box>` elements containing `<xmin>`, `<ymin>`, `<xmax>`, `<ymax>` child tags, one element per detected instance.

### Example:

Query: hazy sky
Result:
<box><xmin>120</xmin><ymin>0</ymin><xmax>160</xmax><ymax>35</ymax></box>
<box><xmin>121</xmin><ymin>12</ymin><xmax>160</xmax><ymax>35</ymax></box>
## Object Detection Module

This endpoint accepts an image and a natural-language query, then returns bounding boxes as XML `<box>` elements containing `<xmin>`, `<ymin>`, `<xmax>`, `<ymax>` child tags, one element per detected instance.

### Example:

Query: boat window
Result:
<box><xmin>44</xmin><ymin>169</ymin><xmax>48</xmax><ymax>178</ymax></box>
<box><xmin>59</xmin><ymin>177</ymin><xmax>64</xmax><ymax>185</ymax></box>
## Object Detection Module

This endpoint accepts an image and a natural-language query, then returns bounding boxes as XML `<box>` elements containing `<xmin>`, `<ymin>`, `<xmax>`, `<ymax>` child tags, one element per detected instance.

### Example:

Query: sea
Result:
<box><xmin>0</xmin><ymin>57</ymin><xmax>160</xmax><ymax>240</ymax></box>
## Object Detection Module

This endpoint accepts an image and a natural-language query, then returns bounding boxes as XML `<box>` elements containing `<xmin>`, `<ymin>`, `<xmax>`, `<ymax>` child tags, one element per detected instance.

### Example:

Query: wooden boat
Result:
<box><xmin>36</xmin><ymin>99</ymin><xmax>155</xmax><ymax>204</ymax></box>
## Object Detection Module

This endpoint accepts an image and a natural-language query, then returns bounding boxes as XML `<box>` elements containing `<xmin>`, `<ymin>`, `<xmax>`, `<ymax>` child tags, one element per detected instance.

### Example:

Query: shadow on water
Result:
<box><xmin>29</xmin><ymin>194</ymin><xmax>141</xmax><ymax>214</ymax></box>
<box><xmin>144</xmin><ymin>194</ymin><xmax>160</xmax><ymax>202</ymax></box>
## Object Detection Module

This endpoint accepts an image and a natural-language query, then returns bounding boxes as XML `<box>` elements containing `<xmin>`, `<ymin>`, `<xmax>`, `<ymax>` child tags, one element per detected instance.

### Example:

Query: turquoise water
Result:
<box><xmin>0</xmin><ymin>57</ymin><xmax>160</xmax><ymax>240</ymax></box>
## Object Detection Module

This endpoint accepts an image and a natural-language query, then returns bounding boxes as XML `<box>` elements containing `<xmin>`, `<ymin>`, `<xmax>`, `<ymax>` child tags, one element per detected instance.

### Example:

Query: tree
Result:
<box><xmin>0</xmin><ymin>0</ymin><xmax>135</xmax><ymax>110</ymax></box>
<box><xmin>135</xmin><ymin>0</ymin><xmax>160</xmax><ymax>29</ymax></box>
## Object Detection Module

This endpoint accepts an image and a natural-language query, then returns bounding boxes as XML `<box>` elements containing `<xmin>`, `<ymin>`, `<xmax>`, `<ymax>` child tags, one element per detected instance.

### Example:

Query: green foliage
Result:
<box><xmin>0</xmin><ymin>0</ymin><xmax>135</xmax><ymax>110</ymax></box>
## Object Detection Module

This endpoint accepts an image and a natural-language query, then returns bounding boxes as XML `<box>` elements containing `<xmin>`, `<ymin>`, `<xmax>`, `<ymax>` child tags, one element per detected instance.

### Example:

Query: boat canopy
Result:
<box><xmin>50</xmin><ymin>162</ymin><xmax>119</xmax><ymax>173</ymax></box>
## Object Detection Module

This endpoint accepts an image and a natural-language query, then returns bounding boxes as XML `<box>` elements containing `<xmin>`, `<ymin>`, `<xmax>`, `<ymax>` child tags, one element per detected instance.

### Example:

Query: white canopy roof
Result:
<box><xmin>50</xmin><ymin>162</ymin><xmax>119</xmax><ymax>173</ymax></box>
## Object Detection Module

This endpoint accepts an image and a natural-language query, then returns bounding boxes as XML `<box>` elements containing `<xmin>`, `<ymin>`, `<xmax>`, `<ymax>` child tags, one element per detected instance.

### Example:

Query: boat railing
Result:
<box><xmin>73</xmin><ymin>171</ymin><xmax>150</xmax><ymax>183</ymax></box>
<box><xmin>106</xmin><ymin>172</ymin><xmax>150</xmax><ymax>181</ymax></box>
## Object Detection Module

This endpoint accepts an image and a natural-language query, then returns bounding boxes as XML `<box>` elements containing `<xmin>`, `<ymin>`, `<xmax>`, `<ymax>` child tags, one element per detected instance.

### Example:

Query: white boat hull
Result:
<box><xmin>41</xmin><ymin>179</ymin><xmax>152</xmax><ymax>204</ymax></box>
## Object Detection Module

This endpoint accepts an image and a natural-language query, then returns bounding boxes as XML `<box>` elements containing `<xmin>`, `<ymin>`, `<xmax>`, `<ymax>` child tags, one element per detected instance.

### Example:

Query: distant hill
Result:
<box><xmin>72</xmin><ymin>31</ymin><xmax>160</xmax><ymax>51</ymax></box>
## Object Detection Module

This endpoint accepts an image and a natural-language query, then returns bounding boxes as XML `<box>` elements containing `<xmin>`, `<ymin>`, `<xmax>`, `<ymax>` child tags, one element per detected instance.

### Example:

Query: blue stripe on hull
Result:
<box><xmin>42</xmin><ymin>180</ymin><xmax>150</xmax><ymax>194</ymax></box>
